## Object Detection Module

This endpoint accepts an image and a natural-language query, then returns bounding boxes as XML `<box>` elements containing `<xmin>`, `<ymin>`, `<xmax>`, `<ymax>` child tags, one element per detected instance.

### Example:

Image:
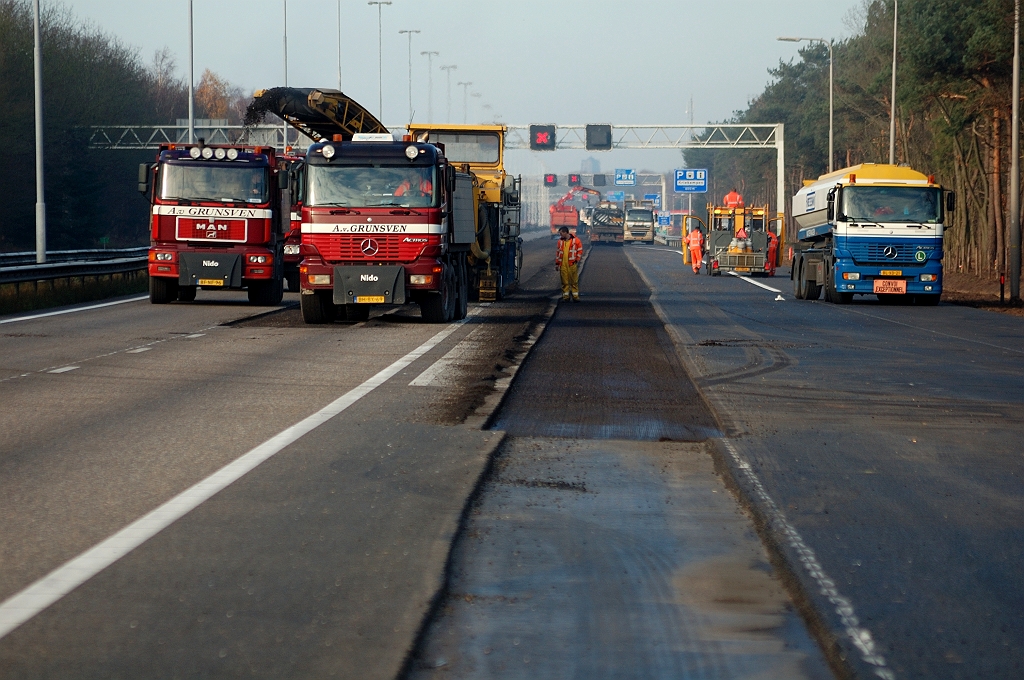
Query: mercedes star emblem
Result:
<box><xmin>883</xmin><ymin>245</ymin><xmax>898</xmax><ymax>259</ymax></box>
<box><xmin>360</xmin><ymin>238</ymin><xmax>379</xmax><ymax>256</ymax></box>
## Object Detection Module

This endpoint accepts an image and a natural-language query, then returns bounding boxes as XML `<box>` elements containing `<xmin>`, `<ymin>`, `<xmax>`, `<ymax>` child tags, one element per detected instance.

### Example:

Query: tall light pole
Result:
<box><xmin>889</xmin><ymin>0</ymin><xmax>898</xmax><ymax>164</ymax></box>
<box><xmin>32</xmin><ymin>0</ymin><xmax>46</xmax><ymax>263</ymax></box>
<box><xmin>440</xmin><ymin>64</ymin><xmax>457</xmax><ymax>122</ymax></box>
<box><xmin>282</xmin><ymin>0</ymin><xmax>288</xmax><ymax>149</ymax></box>
<box><xmin>344</xmin><ymin>0</ymin><xmax>348</xmax><ymax>91</ymax></box>
<box><xmin>398</xmin><ymin>29</ymin><xmax>420</xmax><ymax>124</ymax></box>
<box><xmin>1011</xmin><ymin>0</ymin><xmax>1021</xmax><ymax>301</ymax></box>
<box><xmin>187</xmin><ymin>0</ymin><xmax>195</xmax><ymax>146</ymax></box>
<box><xmin>421</xmin><ymin>50</ymin><xmax>439</xmax><ymax>123</ymax></box>
<box><xmin>470</xmin><ymin>91</ymin><xmax>481</xmax><ymax>124</ymax></box>
<box><xmin>778</xmin><ymin>37</ymin><xmax>834</xmax><ymax>172</ymax></box>
<box><xmin>457</xmin><ymin>81</ymin><xmax>472</xmax><ymax>124</ymax></box>
<box><xmin>368</xmin><ymin>1</ymin><xmax>392</xmax><ymax>120</ymax></box>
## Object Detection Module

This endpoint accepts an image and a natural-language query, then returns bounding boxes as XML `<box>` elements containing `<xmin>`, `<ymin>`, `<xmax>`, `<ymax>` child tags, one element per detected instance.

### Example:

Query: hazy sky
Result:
<box><xmin>63</xmin><ymin>0</ymin><xmax>867</xmax><ymax>174</ymax></box>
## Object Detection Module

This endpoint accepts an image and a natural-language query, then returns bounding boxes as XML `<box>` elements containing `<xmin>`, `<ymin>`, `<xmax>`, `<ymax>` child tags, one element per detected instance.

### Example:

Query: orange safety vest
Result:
<box><xmin>555</xmin><ymin>235</ymin><xmax>583</xmax><ymax>266</ymax></box>
<box><xmin>395</xmin><ymin>178</ymin><xmax>433</xmax><ymax>196</ymax></box>
<box><xmin>723</xmin><ymin>191</ymin><xmax>745</xmax><ymax>208</ymax></box>
<box><xmin>686</xmin><ymin>229</ymin><xmax>704</xmax><ymax>249</ymax></box>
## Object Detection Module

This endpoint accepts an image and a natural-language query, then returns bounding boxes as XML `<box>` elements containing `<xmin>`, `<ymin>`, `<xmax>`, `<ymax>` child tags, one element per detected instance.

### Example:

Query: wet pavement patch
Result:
<box><xmin>490</xmin><ymin>246</ymin><xmax>720</xmax><ymax>442</ymax></box>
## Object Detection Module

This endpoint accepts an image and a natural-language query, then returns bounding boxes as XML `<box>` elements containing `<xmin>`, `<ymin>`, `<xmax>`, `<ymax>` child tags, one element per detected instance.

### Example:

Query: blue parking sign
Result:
<box><xmin>674</xmin><ymin>168</ymin><xmax>707</xmax><ymax>193</ymax></box>
<box><xmin>614</xmin><ymin>169</ymin><xmax>636</xmax><ymax>186</ymax></box>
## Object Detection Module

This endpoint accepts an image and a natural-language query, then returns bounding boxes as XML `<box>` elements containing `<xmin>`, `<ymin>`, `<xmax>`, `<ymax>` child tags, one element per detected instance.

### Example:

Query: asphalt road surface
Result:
<box><xmin>623</xmin><ymin>244</ymin><xmax>1024</xmax><ymax>679</ymax></box>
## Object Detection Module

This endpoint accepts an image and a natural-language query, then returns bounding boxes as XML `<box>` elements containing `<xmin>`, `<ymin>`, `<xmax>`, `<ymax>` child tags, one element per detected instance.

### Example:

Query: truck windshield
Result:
<box><xmin>842</xmin><ymin>186</ymin><xmax>942</xmax><ymax>223</ymax></box>
<box><xmin>160</xmin><ymin>164</ymin><xmax>268</xmax><ymax>203</ymax></box>
<box><xmin>427</xmin><ymin>132</ymin><xmax>500</xmax><ymax>164</ymax></box>
<box><xmin>626</xmin><ymin>209</ymin><xmax>654</xmax><ymax>222</ymax></box>
<box><xmin>307</xmin><ymin>165</ymin><xmax>437</xmax><ymax>207</ymax></box>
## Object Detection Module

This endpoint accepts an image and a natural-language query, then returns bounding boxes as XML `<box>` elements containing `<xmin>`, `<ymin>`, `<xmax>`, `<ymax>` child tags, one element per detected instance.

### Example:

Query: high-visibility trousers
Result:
<box><xmin>560</xmin><ymin>262</ymin><xmax>579</xmax><ymax>298</ymax></box>
<box><xmin>689</xmin><ymin>247</ymin><xmax>703</xmax><ymax>272</ymax></box>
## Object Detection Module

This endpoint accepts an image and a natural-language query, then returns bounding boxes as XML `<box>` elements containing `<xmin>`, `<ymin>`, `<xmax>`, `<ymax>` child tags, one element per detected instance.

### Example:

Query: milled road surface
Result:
<box><xmin>410</xmin><ymin>245</ymin><xmax>832</xmax><ymax>678</ymax></box>
<box><xmin>625</xmin><ymin>245</ymin><xmax>1024</xmax><ymax>678</ymax></box>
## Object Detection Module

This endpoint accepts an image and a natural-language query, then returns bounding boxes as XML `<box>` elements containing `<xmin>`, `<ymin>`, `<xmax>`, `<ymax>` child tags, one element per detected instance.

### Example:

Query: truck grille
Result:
<box><xmin>847</xmin><ymin>242</ymin><xmax>917</xmax><ymax>264</ymax></box>
<box><xmin>307</xmin><ymin>234</ymin><xmax>425</xmax><ymax>262</ymax></box>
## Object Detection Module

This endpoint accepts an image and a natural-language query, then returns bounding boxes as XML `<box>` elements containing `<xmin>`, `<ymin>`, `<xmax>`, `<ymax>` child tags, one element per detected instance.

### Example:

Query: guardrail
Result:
<box><xmin>0</xmin><ymin>247</ymin><xmax>148</xmax><ymax>268</ymax></box>
<box><xmin>0</xmin><ymin>256</ymin><xmax>147</xmax><ymax>285</ymax></box>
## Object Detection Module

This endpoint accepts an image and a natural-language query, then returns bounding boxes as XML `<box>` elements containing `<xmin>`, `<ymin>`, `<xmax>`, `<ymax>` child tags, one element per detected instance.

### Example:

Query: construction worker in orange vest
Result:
<box><xmin>685</xmin><ymin>224</ymin><xmax>705</xmax><ymax>274</ymax></box>
<box><xmin>766</xmin><ymin>228</ymin><xmax>779</xmax><ymax>276</ymax></box>
<box><xmin>555</xmin><ymin>226</ymin><xmax>583</xmax><ymax>301</ymax></box>
<box><xmin>723</xmin><ymin>188</ymin><xmax>745</xmax><ymax>208</ymax></box>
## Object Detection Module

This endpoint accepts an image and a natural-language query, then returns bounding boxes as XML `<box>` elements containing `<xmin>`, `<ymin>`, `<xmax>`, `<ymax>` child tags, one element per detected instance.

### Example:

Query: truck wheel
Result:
<box><xmin>344</xmin><ymin>304</ymin><xmax>370</xmax><ymax>321</ymax></box>
<box><xmin>792</xmin><ymin>255</ymin><xmax>806</xmax><ymax>299</ymax></box>
<box><xmin>300</xmin><ymin>291</ymin><xmax>336</xmax><ymax>323</ymax></box>
<box><xmin>420</xmin><ymin>266</ymin><xmax>455</xmax><ymax>323</ymax></box>
<box><xmin>285</xmin><ymin>271</ymin><xmax>300</xmax><ymax>292</ymax></box>
<box><xmin>453</xmin><ymin>259</ymin><xmax>468</xmax><ymax>320</ymax></box>
<box><xmin>177</xmin><ymin>285</ymin><xmax>197</xmax><ymax>302</ymax></box>
<box><xmin>248</xmin><ymin>278</ymin><xmax>284</xmax><ymax>306</ymax></box>
<box><xmin>797</xmin><ymin>259</ymin><xmax>821</xmax><ymax>300</ymax></box>
<box><xmin>149</xmin><ymin>277</ymin><xmax>178</xmax><ymax>304</ymax></box>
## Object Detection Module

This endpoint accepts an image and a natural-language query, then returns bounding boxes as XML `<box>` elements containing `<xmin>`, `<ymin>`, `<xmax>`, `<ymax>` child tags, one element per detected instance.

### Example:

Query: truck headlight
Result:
<box><xmin>189</xmin><ymin>147</ymin><xmax>201</xmax><ymax>159</ymax></box>
<box><xmin>842</xmin><ymin>272</ymin><xmax>860</xmax><ymax>280</ymax></box>
<box><xmin>920</xmin><ymin>274</ymin><xmax>936</xmax><ymax>282</ymax></box>
<box><xmin>201</xmin><ymin>147</ymin><xmax>214</xmax><ymax>159</ymax></box>
<box><xmin>247</xmin><ymin>255</ymin><xmax>269</xmax><ymax>264</ymax></box>
<box><xmin>154</xmin><ymin>252</ymin><xmax>174</xmax><ymax>261</ymax></box>
<box><xmin>322</xmin><ymin>144</ymin><xmax>336</xmax><ymax>159</ymax></box>
<box><xmin>308</xmin><ymin>274</ymin><xmax>331</xmax><ymax>285</ymax></box>
<box><xmin>214</xmin><ymin>148</ymin><xmax>227</xmax><ymax>160</ymax></box>
<box><xmin>226</xmin><ymin>148</ymin><xmax>239</xmax><ymax>160</ymax></box>
<box><xmin>283</xmin><ymin>244</ymin><xmax>301</xmax><ymax>255</ymax></box>
<box><xmin>409</xmin><ymin>274</ymin><xmax>432</xmax><ymax>285</ymax></box>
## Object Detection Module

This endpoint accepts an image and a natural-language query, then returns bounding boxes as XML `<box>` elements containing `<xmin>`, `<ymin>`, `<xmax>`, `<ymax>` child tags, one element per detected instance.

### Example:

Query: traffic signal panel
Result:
<box><xmin>593</xmin><ymin>174</ymin><xmax>607</xmax><ymax>186</ymax></box>
<box><xmin>569</xmin><ymin>173</ymin><xmax>581</xmax><ymax>186</ymax></box>
<box><xmin>530</xmin><ymin>125</ymin><xmax>557</xmax><ymax>151</ymax></box>
<box><xmin>544</xmin><ymin>173</ymin><xmax>558</xmax><ymax>187</ymax></box>
<box><xmin>585</xmin><ymin>124</ymin><xmax>613</xmax><ymax>151</ymax></box>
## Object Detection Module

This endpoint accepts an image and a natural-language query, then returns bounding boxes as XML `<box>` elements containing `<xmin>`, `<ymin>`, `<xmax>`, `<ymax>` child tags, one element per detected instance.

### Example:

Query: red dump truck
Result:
<box><xmin>140</xmin><ymin>142</ymin><xmax>289</xmax><ymax>305</ymax></box>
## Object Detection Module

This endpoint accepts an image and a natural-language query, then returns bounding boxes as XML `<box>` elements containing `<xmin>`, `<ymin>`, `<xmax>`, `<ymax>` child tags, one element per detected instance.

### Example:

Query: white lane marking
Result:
<box><xmin>0</xmin><ymin>295</ymin><xmax>148</xmax><ymax>325</ymax></box>
<box><xmin>720</xmin><ymin>441</ymin><xmax>895</xmax><ymax>680</ymax></box>
<box><xmin>185</xmin><ymin>333</ymin><xmax>205</xmax><ymax>339</ymax></box>
<box><xmin>47</xmin><ymin>366</ymin><xmax>79</xmax><ymax>374</ymax></box>
<box><xmin>727</xmin><ymin>271</ymin><xmax>783</xmax><ymax>293</ymax></box>
<box><xmin>410</xmin><ymin>317</ymin><xmax>486</xmax><ymax>386</ymax></box>
<box><xmin>125</xmin><ymin>347</ymin><xmax>152</xmax><ymax>354</ymax></box>
<box><xmin>633</xmin><ymin>245</ymin><xmax>684</xmax><ymax>255</ymax></box>
<box><xmin>0</xmin><ymin>319</ymin><xmax>469</xmax><ymax>641</ymax></box>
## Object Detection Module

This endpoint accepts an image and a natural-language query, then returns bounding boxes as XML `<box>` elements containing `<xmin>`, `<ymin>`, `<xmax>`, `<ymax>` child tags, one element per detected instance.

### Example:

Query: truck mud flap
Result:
<box><xmin>334</xmin><ymin>265</ymin><xmax>406</xmax><ymax>305</ymax></box>
<box><xmin>178</xmin><ymin>252</ymin><xmax>243</xmax><ymax>288</ymax></box>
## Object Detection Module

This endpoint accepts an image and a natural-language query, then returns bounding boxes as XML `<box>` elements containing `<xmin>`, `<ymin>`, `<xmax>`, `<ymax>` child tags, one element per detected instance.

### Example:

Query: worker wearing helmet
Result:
<box><xmin>723</xmin><ymin>188</ymin><xmax>745</xmax><ymax>209</ymax></box>
<box><xmin>686</xmin><ymin>225</ymin><xmax>704</xmax><ymax>274</ymax></box>
<box><xmin>555</xmin><ymin>226</ymin><xmax>583</xmax><ymax>301</ymax></box>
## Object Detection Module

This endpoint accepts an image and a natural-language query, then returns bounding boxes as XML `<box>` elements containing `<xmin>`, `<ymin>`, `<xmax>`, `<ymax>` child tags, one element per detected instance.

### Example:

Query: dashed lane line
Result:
<box><xmin>0</xmin><ymin>295</ymin><xmax>149</xmax><ymax>325</ymax></box>
<box><xmin>46</xmin><ymin>366</ymin><xmax>79</xmax><ymax>374</ymax></box>
<box><xmin>727</xmin><ymin>271</ymin><xmax>784</xmax><ymax>294</ymax></box>
<box><xmin>0</xmin><ymin>317</ymin><xmax>472</xmax><ymax>641</ymax></box>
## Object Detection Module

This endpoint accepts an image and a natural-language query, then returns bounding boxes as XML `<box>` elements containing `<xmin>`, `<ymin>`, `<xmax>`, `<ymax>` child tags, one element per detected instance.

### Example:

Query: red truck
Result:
<box><xmin>140</xmin><ymin>142</ymin><xmax>289</xmax><ymax>305</ymax></box>
<box><xmin>294</xmin><ymin>133</ymin><xmax>475</xmax><ymax>323</ymax></box>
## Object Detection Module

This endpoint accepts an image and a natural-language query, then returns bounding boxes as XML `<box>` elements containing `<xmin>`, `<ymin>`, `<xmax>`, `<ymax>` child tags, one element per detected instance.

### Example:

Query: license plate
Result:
<box><xmin>873</xmin><ymin>279</ymin><xmax>907</xmax><ymax>294</ymax></box>
<box><xmin>354</xmin><ymin>295</ymin><xmax>385</xmax><ymax>303</ymax></box>
<box><xmin>198</xmin><ymin>278</ymin><xmax>224</xmax><ymax>286</ymax></box>
<box><xmin>735</xmin><ymin>267</ymin><xmax>751</xmax><ymax>272</ymax></box>
<box><xmin>879</xmin><ymin>269</ymin><xmax>903</xmax><ymax>276</ymax></box>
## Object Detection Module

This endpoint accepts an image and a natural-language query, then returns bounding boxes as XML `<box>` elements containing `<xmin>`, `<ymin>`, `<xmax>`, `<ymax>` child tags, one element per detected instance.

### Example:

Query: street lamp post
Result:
<box><xmin>368</xmin><ymin>1</ymin><xmax>392</xmax><ymax>120</ymax></box>
<box><xmin>188</xmin><ymin>0</ymin><xmax>194</xmax><ymax>145</ymax></box>
<box><xmin>440</xmin><ymin>65</ymin><xmax>457</xmax><ymax>122</ymax></box>
<box><xmin>337</xmin><ymin>0</ymin><xmax>343</xmax><ymax>91</ymax></box>
<box><xmin>33</xmin><ymin>0</ymin><xmax>46</xmax><ymax>263</ymax></box>
<box><xmin>420</xmin><ymin>50</ymin><xmax>439</xmax><ymax>123</ymax></box>
<box><xmin>470</xmin><ymin>92</ymin><xmax>481</xmax><ymax>124</ymax></box>
<box><xmin>889</xmin><ymin>0</ymin><xmax>898</xmax><ymax>164</ymax></box>
<box><xmin>457</xmin><ymin>81</ymin><xmax>472</xmax><ymax>124</ymax></box>
<box><xmin>778</xmin><ymin>36</ymin><xmax>834</xmax><ymax>172</ymax></box>
<box><xmin>283</xmin><ymin>0</ymin><xmax>288</xmax><ymax>149</ymax></box>
<box><xmin>1011</xmin><ymin>0</ymin><xmax>1021</xmax><ymax>301</ymax></box>
<box><xmin>398</xmin><ymin>29</ymin><xmax>420</xmax><ymax>124</ymax></box>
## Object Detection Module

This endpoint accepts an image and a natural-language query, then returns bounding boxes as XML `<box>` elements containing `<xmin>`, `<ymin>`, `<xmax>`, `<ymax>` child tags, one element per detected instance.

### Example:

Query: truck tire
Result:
<box><xmin>453</xmin><ymin>259</ymin><xmax>468</xmax><ymax>321</ymax></box>
<box><xmin>420</xmin><ymin>265</ymin><xmax>455</xmax><ymax>323</ymax></box>
<box><xmin>177</xmin><ymin>285</ymin><xmax>197</xmax><ymax>302</ymax></box>
<box><xmin>248</xmin><ymin>278</ymin><xmax>284</xmax><ymax>306</ymax></box>
<box><xmin>149</xmin><ymin>277</ymin><xmax>178</xmax><ymax>304</ymax></box>
<box><xmin>824</xmin><ymin>260</ymin><xmax>851</xmax><ymax>304</ymax></box>
<box><xmin>300</xmin><ymin>291</ymin><xmax>336</xmax><ymax>324</ymax></box>
<box><xmin>797</xmin><ymin>258</ymin><xmax>822</xmax><ymax>300</ymax></box>
<box><xmin>792</xmin><ymin>255</ymin><xmax>806</xmax><ymax>299</ymax></box>
<box><xmin>344</xmin><ymin>304</ymin><xmax>370</xmax><ymax>321</ymax></box>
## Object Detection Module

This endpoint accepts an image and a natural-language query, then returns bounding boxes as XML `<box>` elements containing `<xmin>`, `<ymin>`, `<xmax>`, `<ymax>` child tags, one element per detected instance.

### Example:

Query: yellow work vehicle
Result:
<box><xmin>703</xmin><ymin>203</ymin><xmax>777</xmax><ymax>275</ymax></box>
<box><xmin>406</xmin><ymin>124</ymin><xmax>522</xmax><ymax>301</ymax></box>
